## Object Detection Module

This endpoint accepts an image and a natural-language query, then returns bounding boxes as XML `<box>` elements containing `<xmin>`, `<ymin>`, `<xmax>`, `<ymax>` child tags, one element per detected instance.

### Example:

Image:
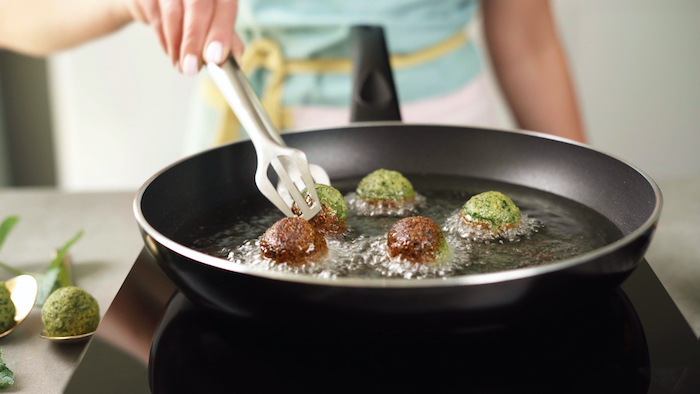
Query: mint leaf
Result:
<box><xmin>0</xmin><ymin>217</ymin><xmax>26</xmax><ymax>276</ymax></box>
<box><xmin>34</xmin><ymin>230</ymin><xmax>83</xmax><ymax>306</ymax></box>
<box><xmin>35</xmin><ymin>268</ymin><xmax>61</xmax><ymax>307</ymax></box>
<box><xmin>48</xmin><ymin>230</ymin><xmax>82</xmax><ymax>289</ymax></box>
<box><xmin>0</xmin><ymin>348</ymin><xmax>14</xmax><ymax>387</ymax></box>
<box><xmin>0</xmin><ymin>216</ymin><xmax>83</xmax><ymax>306</ymax></box>
<box><xmin>0</xmin><ymin>216</ymin><xmax>19</xmax><ymax>253</ymax></box>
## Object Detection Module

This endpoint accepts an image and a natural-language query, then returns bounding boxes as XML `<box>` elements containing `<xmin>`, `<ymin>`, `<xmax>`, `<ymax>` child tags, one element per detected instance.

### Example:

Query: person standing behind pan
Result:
<box><xmin>180</xmin><ymin>0</ymin><xmax>587</xmax><ymax>152</ymax></box>
<box><xmin>0</xmin><ymin>0</ymin><xmax>585</xmax><ymax>151</ymax></box>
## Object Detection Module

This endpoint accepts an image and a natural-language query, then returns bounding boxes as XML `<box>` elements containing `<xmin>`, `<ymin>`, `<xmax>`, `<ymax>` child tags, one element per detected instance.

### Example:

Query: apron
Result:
<box><xmin>196</xmin><ymin>29</ymin><xmax>494</xmax><ymax>147</ymax></box>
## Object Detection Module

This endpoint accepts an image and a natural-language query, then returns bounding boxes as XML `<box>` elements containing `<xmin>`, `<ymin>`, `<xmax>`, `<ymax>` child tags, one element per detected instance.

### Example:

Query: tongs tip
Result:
<box><xmin>207</xmin><ymin>55</ymin><xmax>328</xmax><ymax>222</ymax></box>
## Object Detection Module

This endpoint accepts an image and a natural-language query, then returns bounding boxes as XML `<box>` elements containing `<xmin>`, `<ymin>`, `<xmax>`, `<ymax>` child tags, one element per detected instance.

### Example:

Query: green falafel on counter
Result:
<box><xmin>292</xmin><ymin>184</ymin><xmax>348</xmax><ymax>236</ymax></box>
<box><xmin>260</xmin><ymin>217</ymin><xmax>328</xmax><ymax>265</ymax></box>
<box><xmin>460</xmin><ymin>191</ymin><xmax>522</xmax><ymax>232</ymax></box>
<box><xmin>387</xmin><ymin>217</ymin><xmax>449</xmax><ymax>263</ymax></box>
<box><xmin>357</xmin><ymin>169</ymin><xmax>415</xmax><ymax>203</ymax></box>
<box><xmin>0</xmin><ymin>283</ymin><xmax>16</xmax><ymax>333</ymax></box>
<box><xmin>42</xmin><ymin>286</ymin><xmax>100</xmax><ymax>337</ymax></box>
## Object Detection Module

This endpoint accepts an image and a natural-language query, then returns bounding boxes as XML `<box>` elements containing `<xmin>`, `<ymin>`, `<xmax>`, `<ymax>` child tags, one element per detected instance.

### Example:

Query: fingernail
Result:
<box><xmin>205</xmin><ymin>41</ymin><xmax>223</xmax><ymax>64</ymax></box>
<box><xmin>182</xmin><ymin>54</ymin><xmax>199</xmax><ymax>76</ymax></box>
<box><xmin>174</xmin><ymin>60</ymin><xmax>180</xmax><ymax>71</ymax></box>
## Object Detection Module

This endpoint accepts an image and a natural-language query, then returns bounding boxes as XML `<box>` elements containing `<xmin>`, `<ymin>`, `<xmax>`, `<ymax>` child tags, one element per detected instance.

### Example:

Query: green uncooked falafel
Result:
<box><xmin>460</xmin><ymin>191</ymin><xmax>521</xmax><ymax>230</ymax></box>
<box><xmin>42</xmin><ymin>286</ymin><xmax>100</xmax><ymax>337</ymax></box>
<box><xmin>356</xmin><ymin>169</ymin><xmax>415</xmax><ymax>203</ymax></box>
<box><xmin>0</xmin><ymin>283</ymin><xmax>16</xmax><ymax>333</ymax></box>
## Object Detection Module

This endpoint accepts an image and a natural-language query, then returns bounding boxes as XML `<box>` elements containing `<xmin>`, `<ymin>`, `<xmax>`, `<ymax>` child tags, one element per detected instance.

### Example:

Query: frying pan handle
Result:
<box><xmin>350</xmin><ymin>26</ymin><xmax>402</xmax><ymax>123</ymax></box>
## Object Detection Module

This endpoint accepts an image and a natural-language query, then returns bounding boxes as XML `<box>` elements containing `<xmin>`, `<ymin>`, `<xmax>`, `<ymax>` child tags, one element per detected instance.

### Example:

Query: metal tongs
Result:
<box><xmin>207</xmin><ymin>55</ymin><xmax>323</xmax><ymax>219</ymax></box>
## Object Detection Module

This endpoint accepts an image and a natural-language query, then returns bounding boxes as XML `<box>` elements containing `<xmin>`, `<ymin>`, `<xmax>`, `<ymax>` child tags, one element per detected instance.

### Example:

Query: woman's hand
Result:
<box><xmin>125</xmin><ymin>0</ymin><xmax>245</xmax><ymax>74</ymax></box>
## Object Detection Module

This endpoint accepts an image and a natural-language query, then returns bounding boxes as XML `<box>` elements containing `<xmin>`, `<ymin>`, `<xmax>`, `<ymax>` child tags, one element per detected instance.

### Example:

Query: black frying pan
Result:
<box><xmin>134</xmin><ymin>27</ymin><xmax>661</xmax><ymax>327</ymax></box>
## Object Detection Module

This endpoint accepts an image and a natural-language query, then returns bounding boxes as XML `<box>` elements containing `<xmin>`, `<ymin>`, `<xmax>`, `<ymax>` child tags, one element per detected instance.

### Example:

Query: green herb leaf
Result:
<box><xmin>0</xmin><ymin>348</ymin><xmax>15</xmax><ymax>387</ymax></box>
<box><xmin>34</xmin><ymin>230</ymin><xmax>83</xmax><ymax>307</ymax></box>
<box><xmin>35</xmin><ymin>268</ymin><xmax>60</xmax><ymax>307</ymax></box>
<box><xmin>0</xmin><ymin>217</ymin><xmax>28</xmax><ymax>276</ymax></box>
<box><xmin>48</xmin><ymin>230</ymin><xmax>82</xmax><ymax>289</ymax></box>
<box><xmin>0</xmin><ymin>216</ymin><xmax>19</xmax><ymax>253</ymax></box>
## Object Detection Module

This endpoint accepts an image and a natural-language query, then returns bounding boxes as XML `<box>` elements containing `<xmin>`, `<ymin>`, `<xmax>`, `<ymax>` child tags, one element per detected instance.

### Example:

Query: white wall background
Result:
<box><xmin>47</xmin><ymin>0</ymin><xmax>700</xmax><ymax>191</ymax></box>
<box><xmin>48</xmin><ymin>27</ymin><xmax>197</xmax><ymax>191</ymax></box>
<box><xmin>554</xmin><ymin>0</ymin><xmax>700</xmax><ymax>178</ymax></box>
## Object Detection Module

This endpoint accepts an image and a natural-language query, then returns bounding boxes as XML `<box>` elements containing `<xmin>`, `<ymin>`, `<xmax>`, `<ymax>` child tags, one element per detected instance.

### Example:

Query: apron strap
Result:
<box><xmin>203</xmin><ymin>30</ymin><xmax>470</xmax><ymax>145</ymax></box>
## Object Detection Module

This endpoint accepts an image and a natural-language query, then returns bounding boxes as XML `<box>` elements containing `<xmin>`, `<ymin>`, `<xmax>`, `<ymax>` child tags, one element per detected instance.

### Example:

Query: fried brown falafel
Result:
<box><xmin>387</xmin><ymin>216</ymin><xmax>449</xmax><ymax>263</ymax></box>
<box><xmin>292</xmin><ymin>184</ymin><xmax>348</xmax><ymax>236</ymax></box>
<box><xmin>260</xmin><ymin>217</ymin><xmax>328</xmax><ymax>264</ymax></box>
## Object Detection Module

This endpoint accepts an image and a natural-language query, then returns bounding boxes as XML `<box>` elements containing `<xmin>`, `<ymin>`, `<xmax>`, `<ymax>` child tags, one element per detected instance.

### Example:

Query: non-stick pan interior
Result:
<box><xmin>140</xmin><ymin>124</ymin><xmax>659</xmax><ymax>251</ymax></box>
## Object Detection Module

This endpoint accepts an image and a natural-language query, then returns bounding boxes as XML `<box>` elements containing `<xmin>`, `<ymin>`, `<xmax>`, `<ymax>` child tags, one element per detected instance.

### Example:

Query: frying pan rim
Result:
<box><xmin>134</xmin><ymin>122</ymin><xmax>663</xmax><ymax>288</ymax></box>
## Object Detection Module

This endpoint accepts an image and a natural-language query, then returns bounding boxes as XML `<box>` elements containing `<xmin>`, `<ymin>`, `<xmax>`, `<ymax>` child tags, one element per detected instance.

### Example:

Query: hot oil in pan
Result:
<box><xmin>189</xmin><ymin>175</ymin><xmax>623</xmax><ymax>279</ymax></box>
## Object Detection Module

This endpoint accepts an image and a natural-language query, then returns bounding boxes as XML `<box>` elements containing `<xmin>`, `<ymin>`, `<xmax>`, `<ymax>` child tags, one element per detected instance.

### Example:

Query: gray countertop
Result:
<box><xmin>0</xmin><ymin>190</ymin><xmax>142</xmax><ymax>394</ymax></box>
<box><xmin>0</xmin><ymin>175</ymin><xmax>698</xmax><ymax>393</ymax></box>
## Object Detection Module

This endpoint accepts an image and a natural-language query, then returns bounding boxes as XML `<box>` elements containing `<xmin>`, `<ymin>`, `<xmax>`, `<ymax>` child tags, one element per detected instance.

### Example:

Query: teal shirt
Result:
<box><xmin>236</xmin><ymin>0</ymin><xmax>482</xmax><ymax>106</ymax></box>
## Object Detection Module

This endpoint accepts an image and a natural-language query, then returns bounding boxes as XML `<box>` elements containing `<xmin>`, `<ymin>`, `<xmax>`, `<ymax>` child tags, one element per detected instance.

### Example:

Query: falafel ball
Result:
<box><xmin>42</xmin><ymin>286</ymin><xmax>100</xmax><ymax>336</ymax></box>
<box><xmin>460</xmin><ymin>191</ymin><xmax>521</xmax><ymax>231</ymax></box>
<box><xmin>356</xmin><ymin>169</ymin><xmax>415</xmax><ymax>204</ymax></box>
<box><xmin>0</xmin><ymin>282</ymin><xmax>16</xmax><ymax>333</ymax></box>
<box><xmin>260</xmin><ymin>217</ymin><xmax>328</xmax><ymax>264</ymax></box>
<box><xmin>292</xmin><ymin>184</ymin><xmax>348</xmax><ymax>235</ymax></box>
<box><xmin>387</xmin><ymin>216</ymin><xmax>449</xmax><ymax>263</ymax></box>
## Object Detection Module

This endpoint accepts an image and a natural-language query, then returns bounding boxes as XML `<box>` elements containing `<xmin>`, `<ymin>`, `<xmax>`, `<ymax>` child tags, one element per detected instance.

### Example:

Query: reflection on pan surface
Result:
<box><xmin>150</xmin><ymin>285</ymin><xmax>649</xmax><ymax>393</ymax></box>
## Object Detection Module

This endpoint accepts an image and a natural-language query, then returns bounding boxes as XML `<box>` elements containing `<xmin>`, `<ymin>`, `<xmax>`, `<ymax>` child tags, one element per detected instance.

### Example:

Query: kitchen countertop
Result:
<box><xmin>0</xmin><ymin>189</ymin><xmax>143</xmax><ymax>394</ymax></box>
<box><xmin>0</xmin><ymin>174</ymin><xmax>698</xmax><ymax>393</ymax></box>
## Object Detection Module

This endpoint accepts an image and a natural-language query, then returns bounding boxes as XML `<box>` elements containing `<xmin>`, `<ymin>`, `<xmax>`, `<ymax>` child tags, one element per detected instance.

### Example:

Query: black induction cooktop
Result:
<box><xmin>64</xmin><ymin>250</ymin><xmax>700</xmax><ymax>393</ymax></box>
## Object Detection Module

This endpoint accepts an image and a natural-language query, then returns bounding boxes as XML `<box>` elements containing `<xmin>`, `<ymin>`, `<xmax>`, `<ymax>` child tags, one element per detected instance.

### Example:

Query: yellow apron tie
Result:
<box><xmin>241</xmin><ymin>38</ymin><xmax>288</xmax><ymax>132</ymax></box>
<box><xmin>202</xmin><ymin>31</ymin><xmax>469</xmax><ymax>145</ymax></box>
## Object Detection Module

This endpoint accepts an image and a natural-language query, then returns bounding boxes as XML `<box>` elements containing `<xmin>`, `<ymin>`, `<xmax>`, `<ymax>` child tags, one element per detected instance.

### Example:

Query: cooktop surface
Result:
<box><xmin>64</xmin><ymin>250</ymin><xmax>700</xmax><ymax>393</ymax></box>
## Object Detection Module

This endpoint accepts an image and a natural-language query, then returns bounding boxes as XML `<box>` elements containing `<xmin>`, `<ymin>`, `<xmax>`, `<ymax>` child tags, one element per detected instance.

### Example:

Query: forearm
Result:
<box><xmin>490</xmin><ymin>40</ymin><xmax>585</xmax><ymax>142</ymax></box>
<box><xmin>0</xmin><ymin>0</ymin><xmax>133</xmax><ymax>56</ymax></box>
<box><xmin>483</xmin><ymin>0</ymin><xmax>585</xmax><ymax>143</ymax></box>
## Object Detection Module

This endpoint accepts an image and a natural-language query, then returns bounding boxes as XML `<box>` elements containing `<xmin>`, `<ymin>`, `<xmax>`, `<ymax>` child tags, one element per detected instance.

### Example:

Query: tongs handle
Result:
<box><xmin>206</xmin><ymin>55</ymin><xmax>285</xmax><ymax>147</ymax></box>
